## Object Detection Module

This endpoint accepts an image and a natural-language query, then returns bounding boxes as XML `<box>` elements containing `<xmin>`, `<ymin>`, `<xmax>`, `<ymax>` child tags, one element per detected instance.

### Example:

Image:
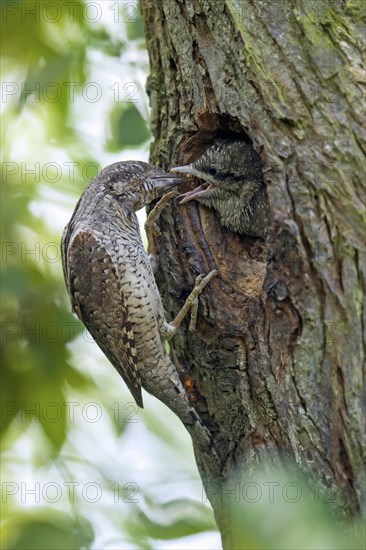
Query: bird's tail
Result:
<box><xmin>144</xmin><ymin>355</ymin><xmax>220</xmax><ymax>471</ymax></box>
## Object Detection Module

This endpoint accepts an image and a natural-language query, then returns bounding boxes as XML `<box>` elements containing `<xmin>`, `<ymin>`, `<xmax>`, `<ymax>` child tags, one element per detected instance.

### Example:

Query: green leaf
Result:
<box><xmin>107</xmin><ymin>104</ymin><xmax>151</xmax><ymax>150</ymax></box>
<box><xmin>1</xmin><ymin>510</ymin><xmax>94</xmax><ymax>550</ymax></box>
<box><xmin>125</xmin><ymin>497</ymin><xmax>216</xmax><ymax>543</ymax></box>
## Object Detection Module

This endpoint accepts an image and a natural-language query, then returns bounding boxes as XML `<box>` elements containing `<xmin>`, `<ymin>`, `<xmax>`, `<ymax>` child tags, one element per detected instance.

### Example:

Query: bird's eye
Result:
<box><xmin>208</xmin><ymin>167</ymin><xmax>217</xmax><ymax>176</ymax></box>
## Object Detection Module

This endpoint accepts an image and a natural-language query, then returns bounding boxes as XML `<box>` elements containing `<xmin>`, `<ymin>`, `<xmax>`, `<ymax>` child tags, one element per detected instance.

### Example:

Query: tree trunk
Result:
<box><xmin>140</xmin><ymin>0</ymin><xmax>365</xmax><ymax>545</ymax></box>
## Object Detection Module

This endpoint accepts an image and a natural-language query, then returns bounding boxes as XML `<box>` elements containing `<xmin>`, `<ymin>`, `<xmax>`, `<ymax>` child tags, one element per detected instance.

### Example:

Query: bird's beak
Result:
<box><xmin>171</xmin><ymin>165</ymin><xmax>212</xmax><ymax>204</ymax></box>
<box><xmin>170</xmin><ymin>164</ymin><xmax>202</xmax><ymax>179</ymax></box>
<box><xmin>147</xmin><ymin>174</ymin><xmax>185</xmax><ymax>192</ymax></box>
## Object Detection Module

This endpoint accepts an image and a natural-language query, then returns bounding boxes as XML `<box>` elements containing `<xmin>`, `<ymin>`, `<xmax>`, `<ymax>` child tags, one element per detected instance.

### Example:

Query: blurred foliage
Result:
<box><xmin>0</xmin><ymin>0</ymin><xmax>150</xmax><ymax>449</ymax></box>
<box><xmin>107</xmin><ymin>103</ymin><xmax>151</xmax><ymax>149</ymax></box>
<box><xmin>226</xmin><ymin>468</ymin><xmax>365</xmax><ymax>550</ymax></box>
<box><xmin>1</xmin><ymin>1</ymin><xmax>365</xmax><ymax>550</ymax></box>
<box><xmin>2</xmin><ymin>510</ymin><xmax>94</xmax><ymax>550</ymax></box>
<box><xmin>1</xmin><ymin>0</ymin><xmax>96</xmax><ymax>452</ymax></box>
<box><xmin>129</xmin><ymin>496</ymin><xmax>216</xmax><ymax>537</ymax></box>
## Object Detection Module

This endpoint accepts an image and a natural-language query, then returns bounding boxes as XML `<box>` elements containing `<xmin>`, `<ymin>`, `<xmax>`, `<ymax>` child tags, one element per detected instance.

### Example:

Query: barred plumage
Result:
<box><xmin>61</xmin><ymin>161</ymin><xmax>217</xmax><ymax>456</ymax></box>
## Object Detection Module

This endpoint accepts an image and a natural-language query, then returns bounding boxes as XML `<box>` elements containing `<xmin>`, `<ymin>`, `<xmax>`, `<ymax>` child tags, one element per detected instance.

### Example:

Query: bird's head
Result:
<box><xmin>98</xmin><ymin>160</ymin><xmax>184</xmax><ymax>211</ymax></box>
<box><xmin>171</xmin><ymin>140</ymin><xmax>263</xmax><ymax>206</ymax></box>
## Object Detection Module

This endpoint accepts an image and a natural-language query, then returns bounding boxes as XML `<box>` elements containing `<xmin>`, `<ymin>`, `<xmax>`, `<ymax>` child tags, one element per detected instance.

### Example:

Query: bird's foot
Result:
<box><xmin>170</xmin><ymin>270</ymin><xmax>218</xmax><ymax>332</ymax></box>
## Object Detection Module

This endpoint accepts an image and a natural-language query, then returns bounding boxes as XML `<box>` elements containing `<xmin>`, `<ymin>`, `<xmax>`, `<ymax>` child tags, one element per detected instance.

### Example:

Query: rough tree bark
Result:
<box><xmin>140</xmin><ymin>0</ymin><xmax>365</xmax><ymax>545</ymax></box>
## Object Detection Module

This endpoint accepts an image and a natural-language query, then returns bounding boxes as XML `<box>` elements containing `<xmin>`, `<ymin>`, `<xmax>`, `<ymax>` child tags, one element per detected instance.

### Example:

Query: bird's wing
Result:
<box><xmin>65</xmin><ymin>229</ymin><xmax>143</xmax><ymax>408</ymax></box>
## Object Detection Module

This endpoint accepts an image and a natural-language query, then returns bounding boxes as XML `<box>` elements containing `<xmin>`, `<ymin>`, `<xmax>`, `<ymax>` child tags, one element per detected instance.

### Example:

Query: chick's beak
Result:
<box><xmin>171</xmin><ymin>164</ymin><xmax>200</xmax><ymax>178</ymax></box>
<box><xmin>170</xmin><ymin>165</ymin><xmax>213</xmax><ymax>204</ymax></box>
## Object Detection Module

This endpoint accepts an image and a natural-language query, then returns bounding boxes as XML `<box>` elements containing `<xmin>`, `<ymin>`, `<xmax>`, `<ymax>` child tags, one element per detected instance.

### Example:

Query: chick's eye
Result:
<box><xmin>208</xmin><ymin>167</ymin><xmax>217</xmax><ymax>176</ymax></box>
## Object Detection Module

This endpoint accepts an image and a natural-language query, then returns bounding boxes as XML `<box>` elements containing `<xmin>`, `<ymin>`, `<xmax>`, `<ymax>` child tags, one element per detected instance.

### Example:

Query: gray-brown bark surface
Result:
<box><xmin>140</xmin><ymin>0</ymin><xmax>365</xmax><ymax>545</ymax></box>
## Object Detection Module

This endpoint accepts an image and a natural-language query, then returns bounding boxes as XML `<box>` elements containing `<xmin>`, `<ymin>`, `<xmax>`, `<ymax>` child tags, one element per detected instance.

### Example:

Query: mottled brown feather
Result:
<box><xmin>65</xmin><ymin>230</ymin><xmax>143</xmax><ymax>407</ymax></box>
